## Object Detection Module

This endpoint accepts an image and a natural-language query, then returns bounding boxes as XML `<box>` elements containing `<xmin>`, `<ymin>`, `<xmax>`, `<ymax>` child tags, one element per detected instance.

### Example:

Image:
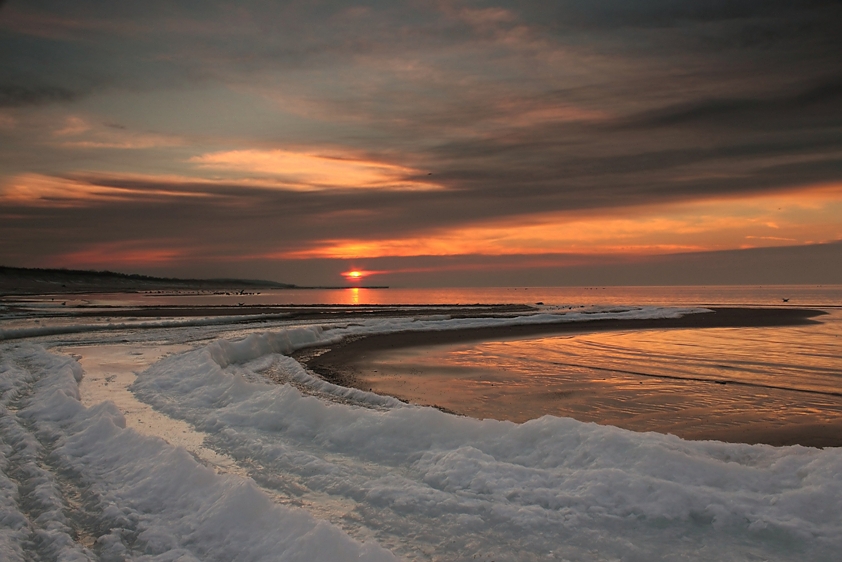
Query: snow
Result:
<box><xmin>0</xmin><ymin>313</ymin><xmax>292</xmax><ymax>342</ymax></box>
<box><xmin>132</xmin><ymin>321</ymin><xmax>841</xmax><ymax>561</ymax></box>
<box><xmin>0</xmin><ymin>344</ymin><xmax>396</xmax><ymax>561</ymax></box>
<box><xmin>2</xmin><ymin>305</ymin><xmax>840</xmax><ymax>561</ymax></box>
<box><xmin>0</xmin><ymin>305</ymin><xmax>707</xmax><ymax>342</ymax></box>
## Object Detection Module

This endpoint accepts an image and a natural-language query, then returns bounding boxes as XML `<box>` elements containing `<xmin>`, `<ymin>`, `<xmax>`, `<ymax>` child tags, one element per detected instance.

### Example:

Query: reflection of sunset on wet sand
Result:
<box><xmin>352</xmin><ymin>312</ymin><xmax>842</xmax><ymax>447</ymax></box>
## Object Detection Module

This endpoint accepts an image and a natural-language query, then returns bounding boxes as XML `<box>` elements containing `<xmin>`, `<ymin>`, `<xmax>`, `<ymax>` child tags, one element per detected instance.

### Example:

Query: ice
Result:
<box><xmin>320</xmin><ymin>305</ymin><xmax>710</xmax><ymax>339</ymax></box>
<box><xmin>0</xmin><ymin>313</ymin><xmax>292</xmax><ymax>342</ymax></box>
<box><xmin>129</xmin><ymin>323</ymin><xmax>841</xmax><ymax>561</ymax></box>
<box><xmin>3</xmin><ymin>306</ymin><xmax>840</xmax><ymax>561</ymax></box>
<box><xmin>0</xmin><ymin>304</ymin><xmax>708</xmax><ymax>342</ymax></box>
<box><xmin>0</xmin><ymin>344</ymin><xmax>397</xmax><ymax>561</ymax></box>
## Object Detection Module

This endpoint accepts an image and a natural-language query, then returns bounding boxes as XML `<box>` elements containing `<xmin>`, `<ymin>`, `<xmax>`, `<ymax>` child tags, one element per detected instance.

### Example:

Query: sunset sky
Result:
<box><xmin>2</xmin><ymin>0</ymin><xmax>841</xmax><ymax>286</ymax></box>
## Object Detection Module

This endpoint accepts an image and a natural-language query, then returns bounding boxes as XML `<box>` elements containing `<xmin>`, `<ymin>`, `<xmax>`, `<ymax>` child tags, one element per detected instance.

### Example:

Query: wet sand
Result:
<box><xmin>301</xmin><ymin>308</ymin><xmax>825</xmax><ymax>383</ymax></box>
<box><xmin>299</xmin><ymin>307</ymin><xmax>842</xmax><ymax>448</ymax></box>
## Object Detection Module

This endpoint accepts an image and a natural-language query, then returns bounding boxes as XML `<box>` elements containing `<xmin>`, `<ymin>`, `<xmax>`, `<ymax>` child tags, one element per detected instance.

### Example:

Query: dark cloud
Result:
<box><xmin>1</xmin><ymin>1</ymin><xmax>841</xmax><ymax>283</ymax></box>
<box><xmin>518</xmin><ymin>0</ymin><xmax>842</xmax><ymax>30</ymax></box>
<box><xmin>0</xmin><ymin>84</ymin><xmax>77</xmax><ymax>107</ymax></box>
<box><xmin>614</xmin><ymin>78</ymin><xmax>842</xmax><ymax>130</ymax></box>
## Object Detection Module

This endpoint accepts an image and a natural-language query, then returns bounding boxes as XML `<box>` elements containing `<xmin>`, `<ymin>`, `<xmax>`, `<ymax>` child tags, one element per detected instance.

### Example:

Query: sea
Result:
<box><xmin>45</xmin><ymin>283</ymin><xmax>842</xmax><ymax>308</ymax></box>
<box><xmin>1</xmin><ymin>285</ymin><xmax>840</xmax><ymax>561</ymax></box>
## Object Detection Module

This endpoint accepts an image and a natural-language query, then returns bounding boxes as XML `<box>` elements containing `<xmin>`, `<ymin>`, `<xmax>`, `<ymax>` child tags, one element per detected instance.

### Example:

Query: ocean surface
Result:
<box><xmin>1</xmin><ymin>285</ymin><xmax>840</xmax><ymax>561</ymax></box>
<box><xmin>39</xmin><ymin>283</ymin><xmax>842</xmax><ymax>308</ymax></box>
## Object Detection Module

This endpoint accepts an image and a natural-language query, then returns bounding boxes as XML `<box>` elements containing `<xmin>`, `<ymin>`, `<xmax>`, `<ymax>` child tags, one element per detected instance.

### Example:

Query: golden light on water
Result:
<box><xmin>354</xmin><ymin>316</ymin><xmax>842</xmax><ymax>444</ymax></box>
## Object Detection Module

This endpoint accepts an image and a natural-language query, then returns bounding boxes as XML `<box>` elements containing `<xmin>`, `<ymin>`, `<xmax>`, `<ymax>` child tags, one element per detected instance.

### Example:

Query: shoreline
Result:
<box><xmin>297</xmin><ymin>307</ymin><xmax>842</xmax><ymax>448</ymax></box>
<box><xmin>302</xmin><ymin>307</ymin><xmax>825</xmax><ymax>366</ymax></box>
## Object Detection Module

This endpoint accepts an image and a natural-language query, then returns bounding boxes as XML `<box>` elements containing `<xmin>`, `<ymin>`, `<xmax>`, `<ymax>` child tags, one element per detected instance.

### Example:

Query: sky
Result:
<box><xmin>1</xmin><ymin>0</ymin><xmax>841</xmax><ymax>287</ymax></box>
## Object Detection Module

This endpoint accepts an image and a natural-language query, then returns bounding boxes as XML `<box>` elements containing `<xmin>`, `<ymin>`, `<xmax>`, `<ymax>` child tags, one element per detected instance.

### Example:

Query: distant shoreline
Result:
<box><xmin>0</xmin><ymin>265</ymin><xmax>387</xmax><ymax>296</ymax></box>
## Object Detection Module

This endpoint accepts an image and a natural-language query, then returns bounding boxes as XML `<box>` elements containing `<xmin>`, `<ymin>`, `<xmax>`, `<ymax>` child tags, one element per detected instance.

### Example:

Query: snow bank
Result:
<box><xmin>0</xmin><ymin>313</ymin><xmax>292</xmax><ymax>342</ymax></box>
<box><xmin>322</xmin><ymin>305</ymin><xmax>710</xmax><ymax>339</ymax></box>
<box><xmin>0</xmin><ymin>304</ymin><xmax>706</xmax><ymax>342</ymax></box>
<box><xmin>0</xmin><ymin>344</ymin><xmax>397</xmax><ymax>561</ymax></box>
<box><xmin>130</xmin><ymin>319</ymin><xmax>842</xmax><ymax>561</ymax></box>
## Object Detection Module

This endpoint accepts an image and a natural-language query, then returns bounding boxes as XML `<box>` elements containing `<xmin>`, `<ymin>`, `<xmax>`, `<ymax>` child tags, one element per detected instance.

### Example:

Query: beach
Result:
<box><xmin>2</xmin><ymin>290</ymin><xmax>841</xmax><ymax>561</ymax></box>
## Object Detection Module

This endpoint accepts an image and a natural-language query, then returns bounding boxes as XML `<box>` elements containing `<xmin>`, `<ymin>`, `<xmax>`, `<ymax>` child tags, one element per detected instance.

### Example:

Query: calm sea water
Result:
<box><xmin>312</xmin><ymin>286</ymin><xmax>840</xmax><ymax>446</ymax></box>
<box><xmin>72</xmin><ymin>284</ymin><xmax>842</xmax><ymax>307</ymax></box>
<box><xmin>358</xmin><ymin>308</ymin><xmax>842</xmax><ymax>443</ymax></box>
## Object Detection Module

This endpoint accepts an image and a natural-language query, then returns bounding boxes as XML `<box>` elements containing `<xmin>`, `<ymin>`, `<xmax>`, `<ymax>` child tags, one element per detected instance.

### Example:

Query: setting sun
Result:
<box><xmin>341</xmin><ymin>269</ymin><xmax>367</xmax><ymax>282</ymax></box>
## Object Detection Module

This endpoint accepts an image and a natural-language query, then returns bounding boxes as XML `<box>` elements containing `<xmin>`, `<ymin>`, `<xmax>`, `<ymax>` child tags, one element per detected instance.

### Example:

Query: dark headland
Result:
<box><xmin>0</xmin><ymin>265</ymin><xmax>296</xmax><ymax>296</ymax></box>
<box><xmin>0</xmin><ymin>265</ymin><xmax>387</xmax><ymax>296</ymax></box>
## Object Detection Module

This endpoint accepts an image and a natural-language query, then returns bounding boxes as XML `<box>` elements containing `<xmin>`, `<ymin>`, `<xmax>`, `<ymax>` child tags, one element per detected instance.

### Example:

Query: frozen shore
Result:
<box><xmin>2</xmin><ymin>304</ymin><xmax>840</xmax><ymax>560</ymax></box>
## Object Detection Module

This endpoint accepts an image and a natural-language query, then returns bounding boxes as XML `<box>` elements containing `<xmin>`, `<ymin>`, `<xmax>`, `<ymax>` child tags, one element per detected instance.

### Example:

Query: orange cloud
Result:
<box><xmin>50</xmin><ymin>116</ymin><xmax>184</xmax><ymax>149</ymax></box>
<box><xmin>0</xmin><ymin>114</ymin><xmax>16</xmax><ymax>130</ymax></box>
<box><xmin>190</xmin><ymin>149</ymin><xmax>441</xmax><ymax>191</ymax></box>
<box><xmin>53</xmin><ymin>116</ymin><xmax>91</xmax><ymax>136</ymax></box>
<box><xmin>282</xmin><ymin>183</ymin><xmax>842</xmax><ymax>259</ymax></box>
<box><xmin>0</xmin><ymin>174</ymin><xmax>213</xmax><ymax>207</ymax></box>
<box><xmin>50</xmin><ymin>242</ymin><xmax>186</xmax><ymax>269</ymax></box>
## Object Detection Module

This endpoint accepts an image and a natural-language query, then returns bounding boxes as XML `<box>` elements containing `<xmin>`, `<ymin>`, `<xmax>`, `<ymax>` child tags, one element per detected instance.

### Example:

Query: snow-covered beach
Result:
<box><xmin>2</xmin><ymin>289</ymin><xmax>841</xmax><ymax>561</ymax></box>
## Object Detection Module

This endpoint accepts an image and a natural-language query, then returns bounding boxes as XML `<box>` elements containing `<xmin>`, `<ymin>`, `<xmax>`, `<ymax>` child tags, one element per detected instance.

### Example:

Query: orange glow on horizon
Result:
<box><xmin>49</xmin><ymin>242</ymin><xmax>186</xmax><ymax>268</ymax></box>
<box><xmin>281</xmin><ymin>183</ymin><xmax>842</xmax><ymax>260</ymax></box>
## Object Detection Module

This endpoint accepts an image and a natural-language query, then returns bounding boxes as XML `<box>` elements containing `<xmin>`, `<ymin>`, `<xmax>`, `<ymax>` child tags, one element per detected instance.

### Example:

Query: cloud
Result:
<box><xmin>1</xmin><ymin>1</ymin><xmax>841</xmax><ymax>284</ymax></box>
<box><xmin>189</xmin><ymin>149</ymin><xmax>442</xmax><ymax>191</ymax></box>
<box><xmin>0</xmin><ymin>84</ymin><xmax>78</xmax><ymax>107</ymax></box>
<box><xmin>42</xmin><ymin>115</ymin><xmax>184</xmax><ymax>149</ymax></box>
<box><xmin>614</xmin><ymin>78</ymin><xmax>842</xmax><ymax>130</ymax></box>
<box><xmin>0</xmin><ymin>173</ymin><xmax>216</xmax><ymax>207</ymax></box>
<box><xmin>278</xmin><ymin>184</ymin><xmax>842</xmax><ymax>260</ymax></box>
<box><xmin>49</xmin><ymin>240</ymin><xmax>188</xmax><ymax>269</ymax></box>
<box><xmin>516</xmin><ymin>0</ymin><xmax>842</xmax><ymax>31</ymax></box>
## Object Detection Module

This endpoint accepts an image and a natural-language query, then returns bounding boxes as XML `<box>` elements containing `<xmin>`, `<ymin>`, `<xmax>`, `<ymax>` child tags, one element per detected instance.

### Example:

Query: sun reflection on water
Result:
<box><xmin>356</xmin><ymin>310</ymin><xmax>842</xmax><ymax>445</ymax></box>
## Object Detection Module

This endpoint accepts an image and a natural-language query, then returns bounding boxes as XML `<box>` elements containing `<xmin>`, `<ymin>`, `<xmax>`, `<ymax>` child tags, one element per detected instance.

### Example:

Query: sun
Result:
<box><xmin>341</xmin><ymin>269</ymin><xmax>368</xmax><ymax>282</ymax></box>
